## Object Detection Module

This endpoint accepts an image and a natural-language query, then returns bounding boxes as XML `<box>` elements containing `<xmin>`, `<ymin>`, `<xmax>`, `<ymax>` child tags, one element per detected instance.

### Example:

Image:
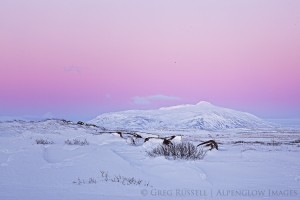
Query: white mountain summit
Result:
<box><xmin>90</xmin><ymin>101</ymin><xmax>272</xmax><ymax>131</ymax></box>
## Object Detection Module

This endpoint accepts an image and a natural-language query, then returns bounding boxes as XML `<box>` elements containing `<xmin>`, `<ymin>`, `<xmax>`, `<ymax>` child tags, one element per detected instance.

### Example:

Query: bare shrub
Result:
<box><xmin>88</xmin><ymin>177</ymin><xmax>97</xmax><ymax>184</ymax></box>
<box><xmin>147</xmin><ymin>142</ymin><xmax>206</xmax><ymax>160</ymax></box>
<box><xmin>36</xmin><ymin>139</ymin><xmax>54</xmax><ymax>145</ymax></box>
<box><xmin>73</xmin><ymin>171</ymin><xmax>151</xmax><ymax>187</ymax></box>
<box><xmin>65</xmin><ymin>138</ymin><xmax>89</xmax><ymax>146</ymax></box>
<box><xmin>99</xmin><ymin>170</ymin><xmax>151</xmax><ymax>187</ymax></box>
<box><xmin>290</xmin><ymin>139</ymin><xmax>300</xmax><ymax>144</ymax></box>
<box><xmin>73</xmin><ymin>177</ymin><xmax>96</xmax><ymax>185</ymax></box>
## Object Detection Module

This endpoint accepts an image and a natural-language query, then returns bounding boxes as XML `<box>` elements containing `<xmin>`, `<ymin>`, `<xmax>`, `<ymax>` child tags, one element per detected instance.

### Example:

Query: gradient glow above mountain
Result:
<box><xmin>90</xmin><ymin>101</ymin><xmax>272</xmax><ymax>131</ymax></box>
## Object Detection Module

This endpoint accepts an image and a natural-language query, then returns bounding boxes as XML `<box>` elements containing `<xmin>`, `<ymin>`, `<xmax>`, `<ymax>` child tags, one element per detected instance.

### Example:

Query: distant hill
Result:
<box><xmin>90</xmin><ymin>101</ymin><xmax>273</xmax><ymax>131</ymax></box>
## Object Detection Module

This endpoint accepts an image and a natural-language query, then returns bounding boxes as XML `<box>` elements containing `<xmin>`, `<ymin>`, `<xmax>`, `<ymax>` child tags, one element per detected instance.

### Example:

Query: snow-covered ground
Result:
<box><xmin>0</xmin><ymin>119</ymin><xmax>300</xmax><ymax>200</ymax></box>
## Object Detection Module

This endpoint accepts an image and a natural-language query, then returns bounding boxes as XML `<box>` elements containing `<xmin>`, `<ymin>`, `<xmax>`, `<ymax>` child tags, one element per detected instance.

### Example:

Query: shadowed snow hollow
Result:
<box><xmin>90</xmin><ymin>101</ymin><xmax>272</xmax><ymax>131</ymax></box>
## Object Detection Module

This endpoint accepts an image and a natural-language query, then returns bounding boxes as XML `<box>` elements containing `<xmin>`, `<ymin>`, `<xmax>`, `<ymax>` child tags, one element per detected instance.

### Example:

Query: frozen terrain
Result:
<box><xmin>90</xmin><ymin>101</ymin><xmax>273</xmax><ymax>131</ymax></box>
<box><xmin>0</xmin><ymin>118</ymin><xmax>299</xmax><ymax>200</ymax></box>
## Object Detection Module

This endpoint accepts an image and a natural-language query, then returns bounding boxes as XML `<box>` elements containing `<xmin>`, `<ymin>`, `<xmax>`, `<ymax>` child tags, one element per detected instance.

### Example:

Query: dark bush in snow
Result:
<box><xmin>77</xmin><ymin>121</ymin><xmax>85</xmax><ymax>125</ymax></box>
<box><xmin>36</xmin><ymin>139</ymin><xmax>54</xmax><ymax>145</ymax></box>
<box><xmin>290</xmin><ymin>139</ymin><xmax>300</xmax><ymax>144</ymax></box>
<box><xmin>99</xmin><ymin>170</ymin><xmax>151</xmax><ymax>187</ymax></box>
<box><xmin>65</xmin><ymin>138</ymin><xmax>89</xmax><ymax>146</ymax></box>
<box><xmin>147</xmin><ymin>142</ymin><xmax>206</xmax><ymax>160</ymax></box>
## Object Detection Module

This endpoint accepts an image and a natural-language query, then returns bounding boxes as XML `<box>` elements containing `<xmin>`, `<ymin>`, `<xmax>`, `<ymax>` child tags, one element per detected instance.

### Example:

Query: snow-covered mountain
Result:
<box><xmin>90</xmin><ymin>101</ymin><xmax>272</xmax><ymax>131</ymax></box>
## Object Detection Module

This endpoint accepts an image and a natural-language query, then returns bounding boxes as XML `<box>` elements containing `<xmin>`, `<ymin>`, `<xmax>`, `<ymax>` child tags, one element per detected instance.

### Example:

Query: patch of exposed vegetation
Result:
<box><xmin>65</xmin><ymin>138</ymin><xmax>89</xmax><ymax>146</ymax></box>
<box><xmin>147</xmin><ymin>142</ymin><xmax>206</xmax><ymax>160</ymax></box>
<box><xmin>36</xmin><ymin>139</ymin><xmax>54</xmax><ymax>145</ymax></box>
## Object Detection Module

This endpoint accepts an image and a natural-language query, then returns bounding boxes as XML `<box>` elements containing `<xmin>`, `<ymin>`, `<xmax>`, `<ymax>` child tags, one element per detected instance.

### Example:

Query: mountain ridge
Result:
<box><xmin>89</xmin><ymin>102</ymin><xmax>273</xmax><ymax>131</ymax></box>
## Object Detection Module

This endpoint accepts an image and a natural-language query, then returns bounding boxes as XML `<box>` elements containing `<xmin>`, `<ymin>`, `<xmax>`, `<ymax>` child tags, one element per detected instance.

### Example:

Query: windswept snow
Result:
<box><xmin>0</xmin><ymin>119</ymin><xmax>299</xmax><ymax>200</ymax></box>
<box><xmin>90</xmin><ymin>101</ymin><xmax>273</xmax><ymax>131</ymax></box>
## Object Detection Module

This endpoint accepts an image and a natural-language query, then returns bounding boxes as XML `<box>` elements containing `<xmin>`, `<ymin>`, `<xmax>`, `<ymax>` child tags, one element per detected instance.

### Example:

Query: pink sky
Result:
<box><xmin>1</xmin><ymin>0</ymin><xmax>300</xmax><ymax>120</ymax></box>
